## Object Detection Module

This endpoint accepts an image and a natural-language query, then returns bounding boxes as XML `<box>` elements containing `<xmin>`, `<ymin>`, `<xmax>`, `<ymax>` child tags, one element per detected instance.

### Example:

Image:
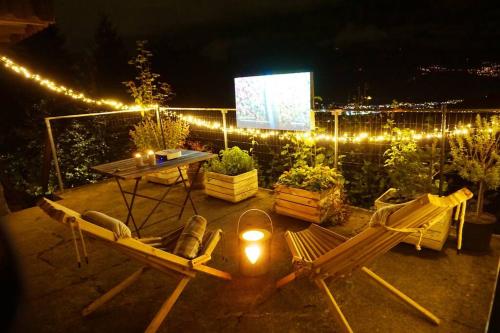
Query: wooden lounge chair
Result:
<box><xmin>276</xmin><ymin>188</ymin><xmax>472</xmax><ymax>333</ymax></box>
<box><xmin>38</xmin><ymin>198</ymin><xmax>232</xmax><ymax>333</ymax></box>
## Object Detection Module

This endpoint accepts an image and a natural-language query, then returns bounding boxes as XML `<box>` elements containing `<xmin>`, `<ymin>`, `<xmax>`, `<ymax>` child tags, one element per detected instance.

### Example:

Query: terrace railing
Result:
<box><xmin>43</xmin><ymin>106</ymin><xmax>499</xmax><ymax>193</ymax></box>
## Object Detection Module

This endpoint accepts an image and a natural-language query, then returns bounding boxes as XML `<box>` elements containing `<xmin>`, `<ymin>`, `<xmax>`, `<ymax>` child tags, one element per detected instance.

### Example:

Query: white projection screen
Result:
<box><xmin>234</xmin><ymin>72</ymin><xmax>312</xmax><ymax>131</ymax></box>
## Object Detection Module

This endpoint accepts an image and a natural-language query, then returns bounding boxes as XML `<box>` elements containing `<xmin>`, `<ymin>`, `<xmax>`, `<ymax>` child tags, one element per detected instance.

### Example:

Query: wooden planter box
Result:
<box><xmin>204</xmin><ymin>169</ymin><xmax>258</xmax><ymax>203</ymax></box>
<box><xmin>145</xmin><ymin>166</ymin><xmax>188</xmax><ymax>186</ymax></box>
<box><xmin>274</xmin><ymin>185</ymin><xmax>336</xmax><ymax>224</ymax></box>
<box><xmin>375</xmin><ymin>188</ymin><xmax>453</xmax><ymax>251</ymax></box>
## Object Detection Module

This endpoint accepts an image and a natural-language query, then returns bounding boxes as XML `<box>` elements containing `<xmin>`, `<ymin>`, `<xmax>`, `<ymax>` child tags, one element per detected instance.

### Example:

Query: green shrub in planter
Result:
<box><xmin>204</xmin><ymin>147</ymin><xmax>258</xmax><ymax>203</ymax></box>
<box><xmin>275</xmin><ymin>165</ymin><xmax>347</xmax><ymax>224</ymax></box>
<box><xmin>383</xmin><ymin>127</ymin><xmax>441</xmax><ymax>203</ymax></box>
<box><xmin>204</xmin><ymin>146</ymin><xmax>256</xmax><ymax>176</ymax></box>
<box><xmin>276</xmin><ymin>165</ymin><xmax>344</xmax><ymax>192</ymax></box>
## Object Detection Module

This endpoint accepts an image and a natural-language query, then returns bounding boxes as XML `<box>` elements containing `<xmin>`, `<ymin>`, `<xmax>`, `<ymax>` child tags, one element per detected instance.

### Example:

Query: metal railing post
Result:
<box><xmin>438</xmin><ymin>104</ymin><xmax>447</xmax><ymax>195</ymax></box>
<box><xmin>331</xmin><ymin>109</ymin><xmax>342</xmax><ymax>169</ymax></box>
<box><xmin>221</xmin><ymin>109</ymin><xmax>229</xmax><ymax>149</ymax></box>
<box><xmin>45</xmin><ymin>118</ymin><xmax>64</xmax><ymax>192</ymax></box>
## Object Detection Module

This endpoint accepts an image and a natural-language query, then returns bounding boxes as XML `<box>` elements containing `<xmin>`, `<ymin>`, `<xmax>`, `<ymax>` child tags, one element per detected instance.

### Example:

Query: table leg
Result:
<box><xmin>178</xmin><ymin>164</ymin><xmax>200</xmax><ymax>219</ymax></box>
<box><xmin>139</xmin><ymin>173</ymin><xmax>182</xmax><ymax>230</ymax></box>
<box><xmin>116</xmin><ymin>177</ymin><xmax>141</xmax><ymax>237</ymax></box>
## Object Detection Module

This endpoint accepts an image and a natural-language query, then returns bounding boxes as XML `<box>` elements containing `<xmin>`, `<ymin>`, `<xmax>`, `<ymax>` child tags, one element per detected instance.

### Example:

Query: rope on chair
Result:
<box><xmin>369</xmin><ymin>201</ymin><xmax>445</xmax><ymax>250</ymax></box>
<box><xmin>370</xmin><ymin>194</ymin><xmax>470</xmax><ymax>251</ymax></box>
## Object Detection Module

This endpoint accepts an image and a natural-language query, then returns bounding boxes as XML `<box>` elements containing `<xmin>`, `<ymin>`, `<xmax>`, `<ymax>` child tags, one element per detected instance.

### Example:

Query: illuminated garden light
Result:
<box><xmin>237</xmin><ymin>209</ymin><xmax>273</xmax><ymax>277</ymax></box>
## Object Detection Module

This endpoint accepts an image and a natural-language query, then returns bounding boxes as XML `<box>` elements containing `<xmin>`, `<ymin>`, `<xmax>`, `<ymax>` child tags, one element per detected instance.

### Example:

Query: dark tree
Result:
<box><xmin>91</xmin><ymin>15</ymin><xmax>129</xmax><ymax>100</ymax></box>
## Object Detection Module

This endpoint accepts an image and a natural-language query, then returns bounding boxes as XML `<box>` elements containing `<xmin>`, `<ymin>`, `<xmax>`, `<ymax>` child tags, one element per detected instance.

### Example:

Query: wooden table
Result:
<box><xmin>92</xmin><ymin>150</ymin><xmax>216</xmax><ymax>236</ymax></box>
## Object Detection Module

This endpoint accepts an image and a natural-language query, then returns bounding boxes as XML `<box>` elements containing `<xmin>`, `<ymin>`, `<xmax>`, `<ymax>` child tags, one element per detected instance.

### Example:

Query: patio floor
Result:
<box><xmin>2</xmin><ymin>179</ymin><xmax>499</xmax><ymax>333</ymax></box>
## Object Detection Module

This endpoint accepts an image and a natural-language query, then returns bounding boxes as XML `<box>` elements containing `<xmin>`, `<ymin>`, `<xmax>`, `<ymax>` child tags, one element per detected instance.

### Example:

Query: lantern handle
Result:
<box><xmin>236</xmin><ymin>209</ymin><xmax>273</xmax><ymax>235</ymax></box>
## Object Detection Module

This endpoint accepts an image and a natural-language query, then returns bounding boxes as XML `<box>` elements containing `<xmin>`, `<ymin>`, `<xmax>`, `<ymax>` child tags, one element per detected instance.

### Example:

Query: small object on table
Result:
<box><xmin>134</xmin><ymin>153</ymin><xmax>145</xmax><ymax>167</ymax></box>
<box><xmin>155</xmin><ymin>149</ymin><xmax>182</xmax><ymax>162</ymax></box>
<box><xmin>146</xmin><ymin>150</ymin><xmax>156</xmax><ymax>166</ymax></box>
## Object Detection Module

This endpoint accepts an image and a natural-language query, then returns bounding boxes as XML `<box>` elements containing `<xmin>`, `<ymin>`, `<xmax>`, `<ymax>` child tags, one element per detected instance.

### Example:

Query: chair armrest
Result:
<box><xmin>188</xmin><ymin>229</ymin><xmax>222</xmax><ymax>267</ymax></box>
<box><xmin>200</xmin><ymin>229</ymin><xmax>222</xmax><ymax>257</ymax></box>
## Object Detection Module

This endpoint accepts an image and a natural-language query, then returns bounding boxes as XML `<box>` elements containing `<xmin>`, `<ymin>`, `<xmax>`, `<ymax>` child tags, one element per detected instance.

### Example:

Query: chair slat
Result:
<box><xmin>319</xmin><ymin>205</ymin><xmax>450</xmax><ymax>277</ymax></box>
<box><xmin>303</xmin><ymin>230</ymin><xmax>330</xmax><ymax>254</ymax></box>
<box><xmin>296</xmin><ymin>231</ymin><xmax>322</xmax><ymax>260</ymax></box>
<box><xmin>311</xmin><ymin>229</ymin><xmax>345</xmax><ymax>248</ymax></box>
<box><xmin>284</xmin><ymin>231</ymin><xmax>302</xmax><ymax>260</ymax></box>
<box><xmin>289</xmin><ymin>231</ymin><xmax>313</xmax><ymax>262</ymax></box>
<box><xmin>310</xmin><ymin>224</ymin><xmax>348</xmax><ymax>241</ymax></box>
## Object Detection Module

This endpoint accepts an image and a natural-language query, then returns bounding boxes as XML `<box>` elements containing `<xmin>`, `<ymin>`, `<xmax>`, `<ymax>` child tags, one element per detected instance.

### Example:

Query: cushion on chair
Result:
<box><xmin>173</xmin><ymin>215</ymin><xmax>207</xmax><ymax>259</ymax></box>
<box><xmin>82</xmin><ymin>211</ymin><xmax>132</xmax><ymax>239</ymax></box>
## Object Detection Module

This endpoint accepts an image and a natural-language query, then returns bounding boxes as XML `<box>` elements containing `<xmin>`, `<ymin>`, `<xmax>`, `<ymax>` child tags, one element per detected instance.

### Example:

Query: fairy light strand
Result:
<box><xmin>0</xmin><ymin>56</ymin><xmax>131</xmax><ymax>109</ymax></box>
<box><xmin>1</xmin><ymin>54</ymin><xmax>476</xmax><ymax>144</ymax></box>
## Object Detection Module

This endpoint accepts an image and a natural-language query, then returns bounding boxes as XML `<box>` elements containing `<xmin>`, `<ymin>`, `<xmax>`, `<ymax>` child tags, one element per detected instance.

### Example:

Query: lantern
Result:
<box><xmin>237</xmin><ymin>209</ymin><xmax>273</xmax><ymax>276</ymax></box>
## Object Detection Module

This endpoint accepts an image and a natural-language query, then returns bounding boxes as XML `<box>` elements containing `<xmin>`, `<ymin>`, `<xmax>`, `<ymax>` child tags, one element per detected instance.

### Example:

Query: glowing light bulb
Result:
<box><xmin>245</xmin><ymin>244</ymin><xmax>261</xmax><ymax>264</ymax></box>
<box><xmin>242</xmin><ymin>230</ymin><xmax>264</xmax><ymax>241</ymax></box>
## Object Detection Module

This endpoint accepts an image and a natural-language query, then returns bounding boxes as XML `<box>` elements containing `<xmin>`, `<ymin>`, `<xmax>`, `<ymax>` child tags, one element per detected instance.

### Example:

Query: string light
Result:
<box><xmin>0</xmin><ymin>54</ymin><xmax>478</xmax><ymax>145</ymax></box>
<box><xmin>0</xmin><ymin>55</ymin><xmax>130</xmax><ymax>109</ymax></box>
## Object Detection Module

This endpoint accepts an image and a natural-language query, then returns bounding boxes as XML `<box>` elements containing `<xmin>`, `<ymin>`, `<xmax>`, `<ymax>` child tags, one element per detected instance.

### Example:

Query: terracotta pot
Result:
<box><xmin>461</xmin><ymin>212</ymin><xmax>496</xmax><ymax>252</ymax></box>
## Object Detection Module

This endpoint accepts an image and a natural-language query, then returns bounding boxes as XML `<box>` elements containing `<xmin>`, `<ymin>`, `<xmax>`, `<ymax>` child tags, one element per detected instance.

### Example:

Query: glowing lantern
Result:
<box><xmin>237</xmin><ymin>209</ymin><xmax>273</xmax><ymax>277</ymax></box>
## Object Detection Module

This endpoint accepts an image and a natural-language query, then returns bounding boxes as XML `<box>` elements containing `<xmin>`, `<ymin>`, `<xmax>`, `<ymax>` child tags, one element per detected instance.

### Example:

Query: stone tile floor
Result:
<box><xmin>1</xmin><ymin>179</ymin><xmax>498</xmax><ymax>332</ymax></box>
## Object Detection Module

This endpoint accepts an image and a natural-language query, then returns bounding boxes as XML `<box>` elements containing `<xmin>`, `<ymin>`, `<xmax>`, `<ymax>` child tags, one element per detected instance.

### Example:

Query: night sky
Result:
<box><xmin>41</xmin><ymin>1</ymin><xmax>500</xmax><ymax>106</ymax></box>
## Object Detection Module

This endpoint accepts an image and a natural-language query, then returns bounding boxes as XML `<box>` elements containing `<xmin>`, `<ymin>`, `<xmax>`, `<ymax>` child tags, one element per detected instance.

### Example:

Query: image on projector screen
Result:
<box><xmin>235</xmin><ymin>72</ymin><xmax>312</xmax><ymax>131</ymax></box>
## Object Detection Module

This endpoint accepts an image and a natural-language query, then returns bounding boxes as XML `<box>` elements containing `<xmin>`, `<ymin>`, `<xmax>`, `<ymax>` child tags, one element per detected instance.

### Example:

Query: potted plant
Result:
<box><xmin>274</xmin><ymin>165</ymin><xmax>346</xmax><ymax>224</ymax></box>
<box><xmin>125</xmin><ymin>40</ymin><xmax>190</xmax><ymax>185</ymax></box>
<box><xmin>130</xmin><ymin>115</ymin><xmax>190</xmax><ymax>185</ymax></box>
<box><xmin>185</xmin><ymin>140</ymin><xmax>211</xmax><ymax>189</ymax></box>
<box><xmin>204</xmin><ymin>146</ymin><xmax>258</xmax><ymax>203</ymax></box>
<box><xmin>449</xmin><ymin>115</ymin><xmax>499</xmax><ymax>251</ymax></box>
<box><xmin>375</xmin><ymin>126</ymin><xmax>451</xmax><ymax>250</ymax></box>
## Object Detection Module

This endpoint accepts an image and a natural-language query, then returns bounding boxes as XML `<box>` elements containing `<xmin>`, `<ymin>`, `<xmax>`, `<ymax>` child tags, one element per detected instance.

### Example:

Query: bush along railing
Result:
<box><xmin>41</xmin><ymin>107</ymin><xmax>499</xmax><ymax>213</ymax></box>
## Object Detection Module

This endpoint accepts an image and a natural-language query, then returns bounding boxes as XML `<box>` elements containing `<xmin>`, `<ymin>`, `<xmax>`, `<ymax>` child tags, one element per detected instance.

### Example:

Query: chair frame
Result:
<box><xmin>39</xmin><ymin>198</ymin><xmax>231</xmax><ymax>333</ymax></box>
<box><xmin>276</xmin><ymin>188</ymin><xmax>472</xmax><ymax>333</ymax></box>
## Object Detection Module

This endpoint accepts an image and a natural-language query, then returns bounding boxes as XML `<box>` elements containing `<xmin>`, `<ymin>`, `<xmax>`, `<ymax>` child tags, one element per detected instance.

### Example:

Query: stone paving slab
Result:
<box><xmin>1</xmin><ymin>179</ymin><xmax>498</xmax><ymax>332</ymax></box>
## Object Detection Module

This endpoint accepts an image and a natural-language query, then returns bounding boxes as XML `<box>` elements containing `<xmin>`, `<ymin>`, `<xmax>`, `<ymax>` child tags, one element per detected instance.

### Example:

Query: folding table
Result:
<box><xmin>92</xmin><ymin>150</ymin><xmax>216</xmax><ymax>237</ymax></box>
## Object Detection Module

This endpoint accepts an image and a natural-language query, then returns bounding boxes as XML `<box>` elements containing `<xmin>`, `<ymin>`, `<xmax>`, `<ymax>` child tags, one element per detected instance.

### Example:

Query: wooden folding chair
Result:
<box><xmin>276</xmin><ymin>188</ymin><xmax>472</xmax><ymax>333</ymax></box>
<box><xmin>38</xmin><ymin>198</ymin><xmax>232</xmax><ymax>333</ymax></box>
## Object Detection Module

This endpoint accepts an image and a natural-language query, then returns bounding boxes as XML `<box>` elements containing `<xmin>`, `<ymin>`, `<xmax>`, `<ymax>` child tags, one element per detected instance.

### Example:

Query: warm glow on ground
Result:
<box><xmin>245</xmin><ymin>244</ymin><xmax>261</xmax><ymax>264</ymax></box>
<box><xmin>242</xmin><ymin>230</ymin><xmax>265</xmax><ymax>241</ymax></box>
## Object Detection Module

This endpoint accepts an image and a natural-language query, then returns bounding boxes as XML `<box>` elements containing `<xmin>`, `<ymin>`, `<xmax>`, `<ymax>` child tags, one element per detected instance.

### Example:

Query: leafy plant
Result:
<box><xmin>383</xmin><ymin>124</ymin><xmax>440</xmax><ymax>202</ymax></box>
<box><xmin>205</xmin><ymin>146</ymin><xmax>256</xmax><ymax>176</ymax></box>
<box><xmin>130</xmin><ymin>115</ymin><xmax>189</xmax><ymax>151</ymax></box>
<box><xmin>276</xmin><ymin>165</ymin><xmax>344</xmax><ymax>192</ymax></box>
<box><xmin>276</xmin><ymin>165</ymin><xmax>347</xmax><ymax>224</ymax></box>
<box><xmin>344</xmin><ymin>160</ymin><xmax>388</xmax><ymax>208</ymax></box>
<box><xmin>57</xmin><ymin>120</ymin><xmax>107</xmax><ymax>186</ymax></box>
<box><xmin>449</xmin><ymin>115</ymin><xmax>499</xmax><ymax>215</ymax></box>
<box><xmin>123</xmin><ymin>40</ymin><xmax>173</xmax><ymax>108</ymax></box>
<box><xmin>279</xmin><ymin>131</ymin><xmax>332</xmax><ymax>169</ymax></box>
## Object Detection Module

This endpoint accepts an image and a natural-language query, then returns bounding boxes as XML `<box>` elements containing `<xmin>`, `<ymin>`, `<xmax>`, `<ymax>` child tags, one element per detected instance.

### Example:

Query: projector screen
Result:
<box><xmin>235</xmin><ymin>72</ymin><xmax>312</xmax><ymax>131</ymax></box>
